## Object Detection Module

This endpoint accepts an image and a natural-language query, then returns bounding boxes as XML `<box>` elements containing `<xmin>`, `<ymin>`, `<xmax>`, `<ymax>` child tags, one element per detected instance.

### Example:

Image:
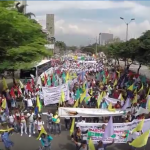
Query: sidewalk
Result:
<box><xmin>119</xmin><ymin>61</ymin><xmax>150</xmax><ymax>79</ymax></box>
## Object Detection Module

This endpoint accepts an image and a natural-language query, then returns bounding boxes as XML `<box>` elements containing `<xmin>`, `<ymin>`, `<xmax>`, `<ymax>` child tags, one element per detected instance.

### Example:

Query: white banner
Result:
<box><xmin>77</xmin><ymin>118</ymin><xmax>150</xmax><ymax>143</ymax></box>
<box><xmin>42</xmin><ymin>83</ymin><xmax>69</xmax><ymax>105</ymax></box>
<box><xmin>58</xmin><ymin>107</ymin><xmax>130</xmax><ymax>117</ymax></box>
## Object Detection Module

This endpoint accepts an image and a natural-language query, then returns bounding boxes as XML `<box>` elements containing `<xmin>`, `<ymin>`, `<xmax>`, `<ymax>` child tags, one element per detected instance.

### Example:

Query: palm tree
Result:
<box><xmin>15</xmin><ymin>2</ymin><xmax>35</xmax><ymax>19</ymax></box>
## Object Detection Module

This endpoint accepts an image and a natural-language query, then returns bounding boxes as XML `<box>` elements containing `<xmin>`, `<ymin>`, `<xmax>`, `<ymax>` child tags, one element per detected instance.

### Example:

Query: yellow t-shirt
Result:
<box><xmin>53</xmin><ymin>115</ymin><xmax>60</xmax><ymax>124</ymax></box>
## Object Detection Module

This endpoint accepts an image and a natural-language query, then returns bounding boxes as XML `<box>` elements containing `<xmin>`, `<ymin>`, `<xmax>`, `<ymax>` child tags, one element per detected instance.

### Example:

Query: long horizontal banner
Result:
<box><xmin>42</xmin><ymin>83</ymin><xmax>69</xmax><ymax>105</ymax></box>
<box><xmin>58</xmin><ymin>107</ymin><xmax>130</xmax><ymax>117</ymax></box>
<box><xmin>76</xmin><ymin>118</ymin><xmax>150</xmax><ymax>143</ymax></box>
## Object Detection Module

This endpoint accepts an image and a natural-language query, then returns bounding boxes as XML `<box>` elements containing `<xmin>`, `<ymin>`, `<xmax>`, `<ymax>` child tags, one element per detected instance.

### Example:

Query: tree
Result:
<box><xmin>135</xmin><ymin>31</ymin><xmax>150</xmax><ymax>73</ymax></box>
<box><xmin>0</xmin><ymin>5</ymin><xmax>50</xmax><ymax>71</ymax></box>
<box><xmin>55</xmin><ymin>41</ymin><xmax>66</xmax><ymax>51</ymax></box>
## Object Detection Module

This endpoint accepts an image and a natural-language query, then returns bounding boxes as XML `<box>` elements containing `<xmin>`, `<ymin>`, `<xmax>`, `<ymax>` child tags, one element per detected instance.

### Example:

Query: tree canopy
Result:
<box><xmin>81</xmin><ymin>31</ymin><xmax>150</xmax><ymax>67</ymax></box>
<box><xmin>0</xmin><ymin>1</ymin><xmax>51</xmax><ymax>70</ymax></box>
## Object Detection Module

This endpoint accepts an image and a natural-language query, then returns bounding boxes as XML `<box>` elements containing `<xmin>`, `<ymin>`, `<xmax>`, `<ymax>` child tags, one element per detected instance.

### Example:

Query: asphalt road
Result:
<box><xmin>0</xmin><ymin>105</ymin><xmax>150</xmax><ymax>150</ymax></box>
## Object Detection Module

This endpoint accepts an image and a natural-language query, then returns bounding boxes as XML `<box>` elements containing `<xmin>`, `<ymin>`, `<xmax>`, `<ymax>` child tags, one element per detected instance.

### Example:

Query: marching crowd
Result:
<box><xmin>0</xmin><ymin>57</ymin><xmax>150</xmax><ymax>150</ymax></box>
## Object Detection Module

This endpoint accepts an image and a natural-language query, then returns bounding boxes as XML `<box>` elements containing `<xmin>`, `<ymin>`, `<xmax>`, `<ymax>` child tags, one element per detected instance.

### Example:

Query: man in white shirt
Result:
<box><xmin>27</xmin><ymin>109</ymin><xmax>35</xmax><ymax>137</ymax></box>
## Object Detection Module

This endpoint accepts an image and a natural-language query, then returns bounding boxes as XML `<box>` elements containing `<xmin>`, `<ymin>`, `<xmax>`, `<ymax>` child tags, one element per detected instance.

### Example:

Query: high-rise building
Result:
<box><xmin>46</xmin><ymin>14</ymin><xmax>55</xmax><ymax>38</ymax></box>
<box><xmin>99</xmin><ymin>33</ymin><xmax>113</xmax><ymax>45</ymax></box>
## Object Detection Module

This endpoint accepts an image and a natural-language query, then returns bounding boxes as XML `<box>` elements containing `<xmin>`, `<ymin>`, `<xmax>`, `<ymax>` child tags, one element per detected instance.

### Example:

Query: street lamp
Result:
<box><xmin>120</xmin><ymin>17</ymin><xmax>135</xmax><ymax>41</ymax></box>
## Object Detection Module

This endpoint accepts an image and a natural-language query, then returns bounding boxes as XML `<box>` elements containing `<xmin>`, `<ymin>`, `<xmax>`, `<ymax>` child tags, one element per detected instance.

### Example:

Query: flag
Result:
<box><xmin>128</xmin><ymin>84</ymin><xmax>134</xmax><ymax>91</ymax></box>
<box><xmin>75</xmin><ymin>89</ymin><xmax>80</xmax><ymax>100</ymax></box>
<box><xmin>73</xmin><ymin>99</ymin><xmax>79</xmax><ymax>108</ymax></box>
<box><xmin>129</xmin><ymin>130</ymin><xmax>150</xmax><ymax>148</ymax></box>
<box><xmin>26</xmin><ymin>82</ymin><xmax>33</xmax><ymax>92</ymax></box>
<box><xmin>2</xmin><ymin>99</ymin><xmax>7</xmax><ymax>109</ymax></box>
<box><xmin>2</xmin><ymin>77</ymin><xmax>8</xmax><ymax>91</ymax></box>
<box><xmin>37</xmin><ymin>96</ymin><xmax>42</xmax><ymax>112</ymax></box>
<box><xmin>70</xmin><ymin>118</ymin><xmax>75</xmax><ymax>136</ymax></box>
<box><xmin>113</xmin><ymin>79</ymin><xmax>117</xmax><ymax>87</ymax></box>
<box><xmin>10</xmin><ymin>88</ymin><xmax>15</xmax><ymax>98</ymax></box>
<box><xmin>121</xmin><ymin>98</ymin><xmax>130</xmax><ymax>111</ymax></box>
<box><xmin>47</xmin><ymin>76</ymin><xmax>51</xmax><ymax>86</ymax></box>
<box><xmin>132</xmin><ymin>119</ymin><xmax>144</xmax><ymax>133</ymax></box>
<box><xmin>132</xmin><ymin>94</ymin><xmax>137</xmax><ymax>104</ymax></box>
<box><xmin>108</xmin><ymin>103</ymin><xmax>116</xmax><ymax>112</ymax></box>
<box><xmin>61</xmin><ymin>91</ymin><xmax>65</xmax><ymax>102</ymax></box>
<box><xmin>88</xmin><ymin>138</ymin><xmax>96</xmax><ymax>150</ymax></box>
<box><xmin>37</xmin><ymin>126</ymin><xmax>47</xmax><ymax>140</ymax></box>
<box><xmin>80</xmin><ymin>90</ymin><xmax>86</xmax><ymax>103</ymax></box>
<box><xmin>138</xmin><ymin>84</ymin><xmax>143</xmax><ymax>93</ymax></box>
<box><xmin>97</xmin><ymin>92</ymin><xmax>103</xmax><ymax>107</ymax></box>
<box><xmin>103</xmin><ymin>116</ymin><xmax>114</xmax><ymax>139</ymax></box>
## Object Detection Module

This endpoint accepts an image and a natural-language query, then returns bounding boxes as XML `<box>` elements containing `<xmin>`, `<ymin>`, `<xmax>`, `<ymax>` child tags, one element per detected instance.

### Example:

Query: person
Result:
<box><xmin>40</xmin><ymin>133</ymin><xmax>53</xmax><ymax>150</ymax></box>
<box><xmin>72</xmin><ymin>127</ymin><xmax>82</xmax><ymax>150</ymax></box>
<box><xmin>72</xmin><ymin>139</ymin><xmax>88</xmax><ymax>150</ymax></box>
<box><xmin>0</xmin><ymin>127</ymin><xmax>14</xmax><ymax>150</ymax></box>
<box><xmin>20</xmin><ymin>112</ymin><xmax>27</xmax><ymax>136</ymax></box>
<box><xmin>64</xmin><ymin>116</ymin><xmax>70</xmax><ymax>130</ymax></box>
<box><xmin>26</xmin><ymin>109</ymin><xmax>35</xmax><ymax>137</ymax></box>
<box><xmin>52</xmin><ymin>112</ymin><xmax>61</xmax><ymax>136</ymax></box>
<box><xmin>44</xmin><ymin>109</ymin><xmax>53</xmax><ymax>133</ymax></box>
<box><xmin>96</xmin><ymin>139</ymin><xmax>114</xmax><ymax>150</ymax></box>
<box><xmin>129</xmin><ymin>130</ymin><xmax>143</xmax><ymax>150</ymax></box>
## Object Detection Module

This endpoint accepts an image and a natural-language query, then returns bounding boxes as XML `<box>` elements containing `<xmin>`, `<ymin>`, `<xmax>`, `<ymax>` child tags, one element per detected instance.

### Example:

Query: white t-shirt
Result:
<box><xmin>27</xmin><ymin>113</ymin><xmax>34</xmax><ymax>122</ymax></box>
<box><xmin>27</xmin><ymin>99</ymin><xmax>33</xmax><ymax>107</ymax></box>
<box><xmin>8</xmin><ymin>115</ymin><xmax>14</xmax><ymax>123</ymax></box>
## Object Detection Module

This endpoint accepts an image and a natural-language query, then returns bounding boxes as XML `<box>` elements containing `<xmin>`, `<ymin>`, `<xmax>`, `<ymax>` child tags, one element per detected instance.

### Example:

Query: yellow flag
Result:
<box><xmin>108</xmin><ymin>103</ymin><xmax>116</xmax><ymax>112</ymax></box>
<box><xmin>129</xmin><ymin>130</ymin><xmax>150</xmax><ymax>148</ymax></box>
<box><xmin>147</xmin><ymin>99</ymin><xmax>150</xmax><ymax>111</ymax></box>
<box><xmin>80</xmin><ymin>90</ymin><xmax>86</xmax><ymax>103</ymax></box>
<box><xmin>61</xmin><ymin>91</ymin><xmax>65</xmax><ymax>102</ymax></box>
<box><xmin>19</xmin><ymin>80</ymin><xmax>24</xmax><ymax>89</ymax></box>
<box><xmin>0</xmin><ymin>128</ymin><xmax>14</xmax><ymax>132</ymax></box>
<box><xmin>37</xmin><ymin>126</ymin><xmax>47</xmax><ymax>140</ymax></box>
<box><xmin>128</xmin><ymin>84</ymin><xmax>134</xmax><ymax>91</ymax></box>
<box><xmin>138</xmin><ymin>84</ymin><xmax>143</xmax><ymax>93</ymax></box>
<box><xmin>2</xmin><ymin>99</ymin><xmax>6</xmax><ymax>109</ymax></box>
<box><xmin>132</xmin><ymin>94</ymin><xmax>137</xmax><ymax>104</ymax></box>
<box><xmin>97</xmin><ymin>92</ymin><xmax>103</xmax><ymax>107</ymax></box>
<box><xmin>102</xmin><ymin>91</ymin><xmax>106</xmax><ymax>97</ymax></box>
<box><xmin>2</xmin><ymin>77</ymin><xmax>8</xmax><ymax>91</ymax></box>
<box><xmin>89</xmin><ymin>138</ymin><xmax>96</xmax><ymax>150</ymax></box>
<box><xmin>70</xmin><ymin>118</ymin><xmax>75</xmax><ymax>135</ymax></box>
<box><xmin>132</xmin><ymin>119</ymin><xmax>144</xmax><ymax>133</ymax></box>
<box><xmin>73</xmin><ymin>99</ymin><xmax>79</xmax><ymax>108</ymax></box>
<box><xmin>113</xmin><ymin>79</ymin><xmax>117</xmax><ymax>87</ymax></box>
<box><xmin>74</xmin><ymin>56</ymin><xmax>77</xmax><ymax>60</ymax></box>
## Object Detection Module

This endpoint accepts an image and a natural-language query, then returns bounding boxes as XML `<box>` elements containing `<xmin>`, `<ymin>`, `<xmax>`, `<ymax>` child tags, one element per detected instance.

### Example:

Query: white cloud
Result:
<box><xmin>27</xmin><ymin>1</ymin><xmax>146</xmax><ymax>13</ymax></box>
<box><xmin>26</xmin><ymin>1</ymin><xmax>150</xmax><ymax>46</ymax></box>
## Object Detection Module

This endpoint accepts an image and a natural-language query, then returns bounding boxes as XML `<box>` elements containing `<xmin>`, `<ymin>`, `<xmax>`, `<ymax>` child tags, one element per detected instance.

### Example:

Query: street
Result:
<box><xmin>0</xmin><ymin>105</ymin><xmax>150</xmax><ymax>150</ymax></box>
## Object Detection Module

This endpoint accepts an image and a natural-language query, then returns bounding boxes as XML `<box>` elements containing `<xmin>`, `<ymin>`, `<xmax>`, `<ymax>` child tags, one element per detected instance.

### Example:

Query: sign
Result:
<box><xmin>86</xmin><ymin>128</ymin><xmax>129</xmax><ymax>143</ymax></box>
<box><xmin>42</xmin><ymin>83</ymin><xmax>69</xmax><ymax>105</ymax></box>
<box><xmin>76</xmin><ymin>118</ymin><xmax>150</xmax><ymax>143</ymax></box>
<box><xmin>58</xmin><ymin>107</ymin><xmax>130</xmax><ymax>117</ymax></box>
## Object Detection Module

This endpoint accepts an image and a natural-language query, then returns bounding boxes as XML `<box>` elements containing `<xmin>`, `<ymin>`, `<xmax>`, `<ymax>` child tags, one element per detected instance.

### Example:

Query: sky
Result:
<box><xmin>26</xmin><ymin>1</ymin><xmax>150</xmax><ymax>46</ymax></box>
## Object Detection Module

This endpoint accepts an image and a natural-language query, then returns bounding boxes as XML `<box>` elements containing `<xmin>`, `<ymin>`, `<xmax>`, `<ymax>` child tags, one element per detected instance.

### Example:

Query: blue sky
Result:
<box><xmin>26</xmin><ymin>1</ymin><xmax>150</xmax><ymax>46</ymax></box>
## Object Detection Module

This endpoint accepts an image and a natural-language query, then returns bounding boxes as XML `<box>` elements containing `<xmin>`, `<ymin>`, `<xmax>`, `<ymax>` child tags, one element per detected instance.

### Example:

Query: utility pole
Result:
<box><xmin>95</xmin><ymin>37</ymin><xmax>97</xmax><ymax>55</ymax></box>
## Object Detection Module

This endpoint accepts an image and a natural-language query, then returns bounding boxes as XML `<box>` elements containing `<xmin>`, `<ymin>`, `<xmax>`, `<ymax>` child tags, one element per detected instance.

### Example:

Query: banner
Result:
<box><xmin>58</xmin><ymin>107</ymin><xmax>130</xmax><ymax>117</ymax></box>
<box><xmin>42</xmin><ymin>83</ymin><xmax>69</xmax><ymax>105</ymax></box>
<box><xmin>76</xmin><ymin>118</ymin><xmax>150</xmax><ymax>143</ymax></box>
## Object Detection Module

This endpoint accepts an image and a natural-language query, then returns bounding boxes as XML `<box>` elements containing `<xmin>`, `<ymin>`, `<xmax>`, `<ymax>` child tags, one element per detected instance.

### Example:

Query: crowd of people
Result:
<box><xmin>0</xmin><ymin>56</ymin><xmax>150</xmax><ymax>150</ymax></box>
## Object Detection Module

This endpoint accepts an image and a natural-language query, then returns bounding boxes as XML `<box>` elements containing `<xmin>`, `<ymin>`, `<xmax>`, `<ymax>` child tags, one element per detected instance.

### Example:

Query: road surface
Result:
<box><xmin>0</xmin><ymin>105</ymin><xmax>150</xmax><ymax>150</ymax></box>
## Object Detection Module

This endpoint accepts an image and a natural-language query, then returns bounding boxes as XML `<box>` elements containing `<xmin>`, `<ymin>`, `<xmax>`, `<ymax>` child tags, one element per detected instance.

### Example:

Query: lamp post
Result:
<box><xmin>120</xmin><ymin>17</ymin><xmax>135</xmax><ymax>41</ymax></box>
